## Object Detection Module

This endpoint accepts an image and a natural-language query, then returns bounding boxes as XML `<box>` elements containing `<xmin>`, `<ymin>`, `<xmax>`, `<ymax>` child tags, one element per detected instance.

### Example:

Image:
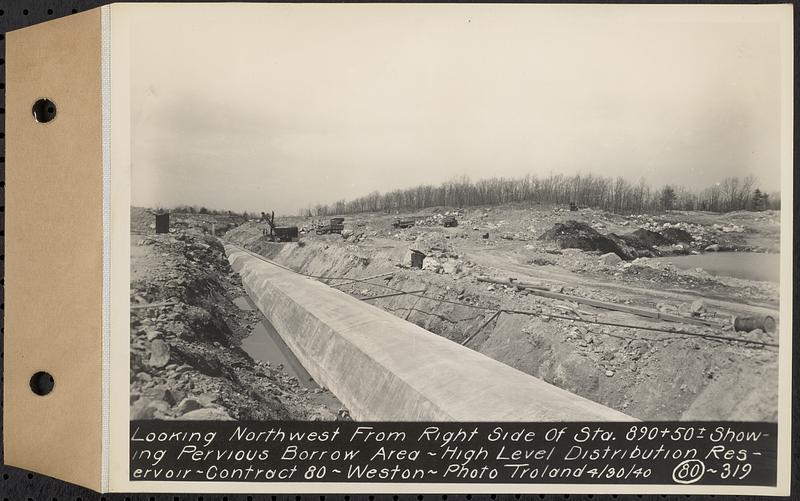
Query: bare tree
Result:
<box><xmin>299</xmin><ymin>173</ymin><xmax>775</xmax><ymax>216</ymax></box>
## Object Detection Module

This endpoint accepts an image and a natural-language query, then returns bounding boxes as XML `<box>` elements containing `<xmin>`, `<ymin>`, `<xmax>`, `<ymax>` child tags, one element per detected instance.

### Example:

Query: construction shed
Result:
<box><xmin>154</xmin><ymin>211</ymin><xmax>169</xmax><ymax>234</ymax></box>
<box><xmin>409</xmin><ymin>249</ymin><xmax>425</xmax><ymax>269</ymax></box>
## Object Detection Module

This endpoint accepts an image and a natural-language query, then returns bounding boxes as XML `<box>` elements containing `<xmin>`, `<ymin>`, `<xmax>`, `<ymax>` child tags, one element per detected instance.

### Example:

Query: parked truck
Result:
<box><xmin>443</xmin><ymin>215</ymin><xmax>458</xmax><ymax>227</ymax></box>
<box><xmin>316</xmin><ymin>217</ymin><xmax>345</xmax><ymax>235</ymax></box>
<box><xmin>392</xmin><ymin>218</ymin><xmax>416</xmax><ymax>229</ymax></box>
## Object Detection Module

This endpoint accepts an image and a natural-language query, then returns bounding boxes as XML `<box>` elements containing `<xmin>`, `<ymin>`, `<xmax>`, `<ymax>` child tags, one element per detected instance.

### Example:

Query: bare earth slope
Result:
<box><xmin>130</xmin><ymin>208</ymin><xmax>341</xmax><ymax>420</ymax></box>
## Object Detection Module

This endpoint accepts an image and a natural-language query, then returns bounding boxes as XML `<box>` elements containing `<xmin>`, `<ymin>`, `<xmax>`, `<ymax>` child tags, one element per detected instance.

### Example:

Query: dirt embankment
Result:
<box><xmin>130</xmin><ymin>226</ymin><xmax>341</xmax><ymax>421</ymax></box>
<box><xmin>225</xmin><ymin>208</ymin><xmax>779</xmax><ymax>422</ymax></box>
<box><xmin>131</xmin><ymin>206</ymin><xmax>245</xmax><ymax>237</ymax></box>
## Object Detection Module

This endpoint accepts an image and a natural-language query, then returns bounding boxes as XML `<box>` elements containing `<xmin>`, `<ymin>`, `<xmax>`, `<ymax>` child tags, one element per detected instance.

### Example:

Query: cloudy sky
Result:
<box><xmin>126</xmin><ymin>4</ymin><xmax>789</xmax><ymax>214</ymax></box>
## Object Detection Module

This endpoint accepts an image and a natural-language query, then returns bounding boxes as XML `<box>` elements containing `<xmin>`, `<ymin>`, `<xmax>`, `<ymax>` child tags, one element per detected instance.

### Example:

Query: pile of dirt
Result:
<box><xmin>130</xmin><ymin>229</ymin><xmax>341</xmax><ymax>421</ymax></box>
<box><xmin>625</xmin><ymin>228</ymin><xmax>672</xmax><ymax>248</ymax></box>
<box><xmin>606</xmin><ymin>233</ymin><xmax>650</xmax><ymax>259</ymax></box>
<box><xmin>659</xmin><ymin>227</ymin><xmax>693</xmax><ymax>244</ymax></box>
<box><xmin>538</xmin><ymin>220</ymin><xmax>632</xmax><ymax>259</ymax></box>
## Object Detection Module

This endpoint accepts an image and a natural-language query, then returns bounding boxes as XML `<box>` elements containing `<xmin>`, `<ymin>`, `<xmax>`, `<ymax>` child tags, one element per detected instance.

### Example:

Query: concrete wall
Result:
<box><xmin>227</xmin><ymin>245</ymin><xmax>635</xmax><ymax>421</ymax></box>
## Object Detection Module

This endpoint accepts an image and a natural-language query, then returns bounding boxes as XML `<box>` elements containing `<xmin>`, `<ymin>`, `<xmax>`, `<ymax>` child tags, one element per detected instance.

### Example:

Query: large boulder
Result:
<box><xmin>422</xmin><ymin>257</ymin><xmax>443</xmax><ymax>273</ymax></box>
<box><xmin>130</xmin><ymin>398</ymin><xmax>157</xmax><ymax>420</ymax></box>
<box><xmin>442</xmin><ymin>260</ymin><xmax>463</xmax><ymax>275</ymax></box>
<box><xmin>180</xmin><ymin>407</ymin><xmax>234</xmax><ymax>420</ymax></box>
<box><xmin>599</xmin><ymin>252</ymin><xmax>622</xmax><ymax>266</ymax></box>
<box><xmin>142</xmin><ymin>386</ymin><xmax>176</xmax><ymax>405</ymax></box>
<box><xmin>148</xmin><ymin>339</ymin><xmax>170</xmax><ymax>368</ymax></box>
<box><xmin>691</xmin><ymin>300</ymin><xmax>707</xmax><ymax>315</ymax></box>
<box><xmin>175</xmin><ymin>398</ymin><xmax>204</xmax><ymax>415</ymax></box>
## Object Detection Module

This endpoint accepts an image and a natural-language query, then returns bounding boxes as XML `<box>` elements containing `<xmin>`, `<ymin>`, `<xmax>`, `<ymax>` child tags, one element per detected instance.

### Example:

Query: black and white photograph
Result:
<box><xmin>2</xmin><ymin>1</ymin><xmax>793</xmax><ymax>495</ymax></box>
<box><xmin>125</xmin><ymin>4</ymin><xmax>790</xmax><ymax>428</ymax></box>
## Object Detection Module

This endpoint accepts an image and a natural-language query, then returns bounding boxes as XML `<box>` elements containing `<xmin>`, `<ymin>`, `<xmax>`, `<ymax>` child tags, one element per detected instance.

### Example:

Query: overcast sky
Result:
<box><xmin>127</xmin><ymin>4</ymin><xmax>789</xmax><ymax>214</ymax></box>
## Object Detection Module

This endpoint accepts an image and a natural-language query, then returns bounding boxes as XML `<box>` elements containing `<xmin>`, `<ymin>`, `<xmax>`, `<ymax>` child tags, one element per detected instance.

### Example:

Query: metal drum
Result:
<box><xmin>733</xmin><ymin>315</ymin><xmax>777</xmax><ymax>333</ymax></box>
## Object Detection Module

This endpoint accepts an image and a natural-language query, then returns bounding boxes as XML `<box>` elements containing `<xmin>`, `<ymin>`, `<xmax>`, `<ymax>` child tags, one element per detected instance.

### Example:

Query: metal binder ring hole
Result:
<box><xmin>29</xmin><ymin>371</ymin><xmax>54</xmax><ymax>396</ymax></box>
<box><xmin>32</xmin><ymin>98</ymin><xmax>57</xmax><ymax>123</ymax></box>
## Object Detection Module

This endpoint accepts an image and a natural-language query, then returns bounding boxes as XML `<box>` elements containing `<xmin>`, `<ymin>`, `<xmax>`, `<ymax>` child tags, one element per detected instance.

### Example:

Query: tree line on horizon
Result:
<box><xmin>301</xmin><ymin>173</ymin><xmax>780</xmax><ymax>217</ymax></box>
<box><xmin>166</xmin><ymin>205</ymin><xmax>258</xmax><ymax>220</ymax></box>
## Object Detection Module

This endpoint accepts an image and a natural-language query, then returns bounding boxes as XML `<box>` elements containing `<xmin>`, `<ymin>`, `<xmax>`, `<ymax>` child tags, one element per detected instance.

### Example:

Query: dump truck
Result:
<box><xmin>392</xmin><ymin>218</ymin><xmax>416</xmax><ymax>229</ymax></box>
<box><xmin>316</xmin><ymin>217</ymin><xmax>345</xmax><ymax>235</ymax></box>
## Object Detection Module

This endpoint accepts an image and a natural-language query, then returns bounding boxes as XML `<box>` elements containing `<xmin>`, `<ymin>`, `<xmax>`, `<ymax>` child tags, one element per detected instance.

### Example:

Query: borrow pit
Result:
<box><xmin>225</xmin><ymin>221</ymin><xmax>778</xmax><ymax>421</ymax></box>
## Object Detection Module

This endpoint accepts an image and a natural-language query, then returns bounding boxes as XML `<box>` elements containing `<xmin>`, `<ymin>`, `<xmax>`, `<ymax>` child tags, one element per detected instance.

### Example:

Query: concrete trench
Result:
<box><xmin>226</xmin><ymin>244</ymin><xmax>635</xmax><ymax>422</ymax></box>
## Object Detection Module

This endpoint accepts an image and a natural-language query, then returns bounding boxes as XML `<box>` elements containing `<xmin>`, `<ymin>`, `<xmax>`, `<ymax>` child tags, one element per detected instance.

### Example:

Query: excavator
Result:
<box><xmin>260</xmin><ymin>211</ymin><xmax>299</xmax><ymax>242</ymax></box>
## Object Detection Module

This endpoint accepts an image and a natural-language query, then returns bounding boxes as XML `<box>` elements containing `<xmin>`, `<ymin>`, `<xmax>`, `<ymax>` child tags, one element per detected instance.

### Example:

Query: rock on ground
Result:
<box><xmin>148</xmin><ymin>339</ymin><xmax>170</xmax><ymax>368</ymax></box>
<box><xmin>422</xmin><ymin>257</ymin><xmax>443</xmax><ymax>273</ymax></box>
<box><xmin>599</xmin><ymin>252</ymin><xmax>622</xmax><ymax>266</ymax></box>
<box><xmin>180</xmin><ymin>407</ymin><xmax>234</xmax><ymax>420</ymax></box>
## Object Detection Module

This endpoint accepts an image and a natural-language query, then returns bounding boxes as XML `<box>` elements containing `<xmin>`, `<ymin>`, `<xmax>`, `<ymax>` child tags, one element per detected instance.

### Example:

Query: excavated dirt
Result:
<box><xmin>625</xmin><ymin>228</ymin><xmax>673</xmax><ymax>248</ymax></box>
<box><xmin>540</xmin><ymin>222</ymin><xmax>689</xmax><ymax>260</ymax></box>
<box><xmin>659</xmin><ymin>227</ymin><xmax>693</xmax><ymax>244</ymax></box>
<box><xmin>225</xmin><ymin>204</ymin><xmax>780</xmax><ymax>421</ymax></box>
<box><xmin>539</xmin><ymin>221</ymin><xmax>631</xmax><ymax>259</ymax></box>
<box><xmin>130</xmin><ymin>210</ymin><xmax>343</xmax><ymax>421</ymax></box>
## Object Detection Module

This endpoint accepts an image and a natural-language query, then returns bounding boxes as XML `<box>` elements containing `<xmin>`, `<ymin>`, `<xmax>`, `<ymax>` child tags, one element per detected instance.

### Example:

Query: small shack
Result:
<box><xmin>409</xmin><ymin>249</ymin><xmax>426</xmax><ymax>269</ymax></box>
<box><xmin>154</xmin><ymin>211</ymin><xmax>170</xmax><ymax>234</ymax></box>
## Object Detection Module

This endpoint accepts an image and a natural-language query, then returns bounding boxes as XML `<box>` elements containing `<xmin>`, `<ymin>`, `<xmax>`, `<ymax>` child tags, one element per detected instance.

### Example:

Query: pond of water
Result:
<box><xmin>652</xmin><ymin>252</ymin><xmax>780</xmax><ymax>283</ymax></box>
<box><xmin>234</xmin><ymin>296</ymin><xmax>318</xmax><ymax>388</ymax></box>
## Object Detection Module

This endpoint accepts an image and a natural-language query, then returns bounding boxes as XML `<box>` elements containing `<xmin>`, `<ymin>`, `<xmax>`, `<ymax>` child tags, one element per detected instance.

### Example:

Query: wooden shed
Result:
<box><xmin>154</xmin><ymin>211</ymin><xmax>170</xmax><ymax>234</ymax></box>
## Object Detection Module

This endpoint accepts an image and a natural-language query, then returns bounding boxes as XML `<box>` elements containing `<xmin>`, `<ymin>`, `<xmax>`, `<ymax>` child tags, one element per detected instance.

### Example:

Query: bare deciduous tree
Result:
<box><xmin>302</xmin><ymin>174</ymin><xmax>778</xmax><ymax>217</ymax></box>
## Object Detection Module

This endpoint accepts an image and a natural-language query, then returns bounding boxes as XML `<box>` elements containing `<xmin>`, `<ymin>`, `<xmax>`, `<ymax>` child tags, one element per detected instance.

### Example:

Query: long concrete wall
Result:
<box><xmin>226</xmin><ymin>245</ymin><xmax>635</xmax><ymax>422</ymax></box>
